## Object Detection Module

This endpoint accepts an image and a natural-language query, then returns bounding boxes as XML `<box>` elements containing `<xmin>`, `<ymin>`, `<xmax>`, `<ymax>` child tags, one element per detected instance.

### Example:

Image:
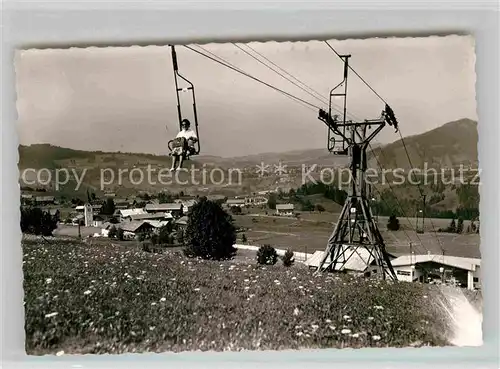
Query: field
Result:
<box><xmin>234</xmin><ymin>212</ymin><xmax>481</xmax><ymax>259</ymax></box>
<box><xmin>23</xmin><ymin>237</ymin><xmax>457</xmax><ymax>355</ymax></box>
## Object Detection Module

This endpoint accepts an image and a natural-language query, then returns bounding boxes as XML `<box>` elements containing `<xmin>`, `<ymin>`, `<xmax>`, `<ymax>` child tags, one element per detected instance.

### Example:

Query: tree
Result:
<box><xmin>282</xmin><ymin>249</ymin><xmax>295</xmax><ymax>267</ymax></box>
<box><xmin>176</xmin><ymin>229</ymin><xmax>185</xmax><ymax>245</ymax></box>
<box><xmin>184</xmin><ymin>198</ymin><xmax>237</xmax><ymax>260</ymax></box>
<box><xmin>241</xmin><ymin>233</ymin><xmax>247</xmax><ymax>243</ymax></box>
<box><xmin>315</xmin><ymin>204</ymin><xmax>325</xmax><ymax>213</ymax></box>
<box><xmin>456</xmin><ymin>217</ymin><xmax>464</xmax><ymax>234</ymax></box>
<box><xmin>448</xmin><ymin>218</ymin><xmax>457</xmax><ymax>233</ymax></box>
<box><xmin>151</xmin><ymin>233</ymin><xmax>159</xmax><ymax>245</ymax></box>
<box><xmin>137</xmin><ymin>232</ymin><xmax>147</xmax><ymax>242</ymax></box>
<box><xmin>256</xmin><ymin>244</ymin><xmax>278</xmax><ymax>265</ymax></box>
<box><xmin>267</xmin><ymin>193</ymin><xmax>277</xmax><ymax>210</ymax></box>
<box><xmin>101</xmin><ymin>198</ymin><xmax>116</xmax><ymax>215</ymax></box>
<box><xmin>158</xmin><ymin>224</ymin><xmax>173</xmax><ymax>244</ymax></box>
<box><xmin>230</xmin><ymin>205</ymin><xmax>242</xmax><ymax>215</ymax></box>
<box><xmin>158</xmin><ymin>191</ymin><xmax>173</xmax><ymax>203</ymax></box>
<box><xmin>387</xmin><ymin>214</ymin><xmax>400</xmax><ymax>231</ymax></box>
<box><xmin>300</xmin><ymin>199</ymin><xmax>314</xmax><ymax>212</ymax></box>
<box><xmin>20</xmin><ymin>207</ymin><xmax>58</xmax><ymax>236</ymax></box>
<box><xmin>117</xmin><ymin>227</ymin><xmax>124</xmax><ymax>241</ymax></box>
<box><xmin>108</xmin><ymin>226</ymin><xmax>117</xmax><ymax>238</ymax></box>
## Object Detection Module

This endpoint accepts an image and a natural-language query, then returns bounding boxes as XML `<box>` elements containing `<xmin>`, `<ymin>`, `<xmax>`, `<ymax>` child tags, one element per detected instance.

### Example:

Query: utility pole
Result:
<box><xmin>316</xmin><ymin>55</ymin><xmax>399</xmax><ymax>281</ymax></box>
<box><xmin>422</xmin><ymin>194</ymin><xmax>427</xmax><ymax>232</ymax></box>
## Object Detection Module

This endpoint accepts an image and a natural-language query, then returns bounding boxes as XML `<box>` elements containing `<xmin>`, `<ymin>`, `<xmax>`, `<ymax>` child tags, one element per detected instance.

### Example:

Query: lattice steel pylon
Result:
<box><xmin>316</xmin><ymin>55</ymin><xmax>398</xmax><ymax>280</ymax></box>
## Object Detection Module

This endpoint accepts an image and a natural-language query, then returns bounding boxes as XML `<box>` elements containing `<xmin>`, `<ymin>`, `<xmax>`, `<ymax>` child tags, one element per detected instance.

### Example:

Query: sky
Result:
<box><xmin>14</xmin><ymin>35</ymin><xmax>477</xmax><ymax>158</ymax></box>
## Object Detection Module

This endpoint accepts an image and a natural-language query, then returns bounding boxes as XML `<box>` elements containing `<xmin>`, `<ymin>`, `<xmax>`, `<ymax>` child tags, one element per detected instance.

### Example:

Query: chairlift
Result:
<box><xmin>167</xmin><ymin>45</ymin><xmax>201</xmax><ymax>162</ymax></box>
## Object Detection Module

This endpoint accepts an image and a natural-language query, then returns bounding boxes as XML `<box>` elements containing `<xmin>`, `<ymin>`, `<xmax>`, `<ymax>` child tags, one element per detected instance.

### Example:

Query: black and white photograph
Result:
<box><xmin>16</xmin><ymin>35</ymin><xmax>482</xmax><ymax>355</ymax></box>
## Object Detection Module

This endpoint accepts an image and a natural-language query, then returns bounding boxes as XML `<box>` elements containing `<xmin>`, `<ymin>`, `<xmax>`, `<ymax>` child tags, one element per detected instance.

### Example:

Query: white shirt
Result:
<box><xmin>176</xmin><ymin>129</ymin><xmax>197</xmax><ymax>140</ymax></box>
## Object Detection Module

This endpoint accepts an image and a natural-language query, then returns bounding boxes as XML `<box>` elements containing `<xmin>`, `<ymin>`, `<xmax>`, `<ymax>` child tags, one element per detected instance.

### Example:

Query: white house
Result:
<box><xmin>245</xmin><ymin>196</ymin><xmax>267</xmax><ymax>206</ymax></box>
<box><xmin>117</xmin><ymin>208</ymin><xmax>147</xmax><ymax>222</ymax></box>
<box><xmin>226</xmin><ymin>198</ymin><xmax>246</xmax><ymax>208</ymax></box>
<box><xmin>276</xmin><ymin>203</ymin><xmax>294</xmax><ymax>216</ymax></box>
<box><xmin>304</xmin><ymin>247</ymin><xmax>386</xmax><ymax>274</ymax></box>
<box><xmin>180</xmin><ymin>199</ymin><xmax>197</xmax><ymax>215</ymax></box>
<box><xmin>145</xmin><ymin>203</ymin><xmax>183</xmax><ymax>217</ymax></box>
<box><xmin>390</xmin><ymin>253</ymin><xmax>481</xmax><ymax>290</ymax></box>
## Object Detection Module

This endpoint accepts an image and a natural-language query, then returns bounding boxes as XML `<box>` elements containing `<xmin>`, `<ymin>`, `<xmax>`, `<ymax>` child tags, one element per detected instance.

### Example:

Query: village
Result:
<box><xmin>19</xmin><ymin>188</ymin><xmax>481</xmax><ymax>292</ymax></box>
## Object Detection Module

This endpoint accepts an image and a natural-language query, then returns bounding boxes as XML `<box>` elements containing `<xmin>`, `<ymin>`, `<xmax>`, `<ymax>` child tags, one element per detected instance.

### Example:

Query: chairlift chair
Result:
<box><xmin>167</xmin><ymin>45</ymin><xmax>201</xmax><ymax>161</ymax></box>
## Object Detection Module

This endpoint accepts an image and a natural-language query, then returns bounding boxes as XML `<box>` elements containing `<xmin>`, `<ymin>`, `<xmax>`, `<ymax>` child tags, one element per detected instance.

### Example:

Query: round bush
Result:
<box><xmin>257</xmin><ymin>244</ymin><xmax>278</xmax><ymax>265</ymax></box>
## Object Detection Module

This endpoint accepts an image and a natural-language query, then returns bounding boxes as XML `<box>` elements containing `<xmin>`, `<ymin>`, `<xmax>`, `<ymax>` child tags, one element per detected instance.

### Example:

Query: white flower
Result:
<box><xmin>328</xmin><ymin>325</ymin><xmax>336</xmax><ymax>331</ymax></box>
<box><xmin>151</xmin><ymin>302</ymin><xmax>157</xmax><ymax>306</ymax></box>
<box><xmin>194</xmin><ymin>288</ymin><xmax>200</xmax><ymax>291</ymax></box>
<box><xmin>325</xmin><ymin>319</ymin><xmax>332</xmax><ymax>323</ymax></box>
<box><xmin>45</xmin><ymin>278</ymin><xmax>52</xmax><ymax>284</ymax></box>
<box><xmin>244</xmin><ymin>286</ymin><xmax>250</xmax><ymax>290</ymax></box>
<box><xmin>293</xmin><ymin>308</ymin><xmax>300</xmax><ymax>316</ymax></box>
<box><xmin>368</xmin><ymin>316</ymin><xmax>374</xmax><ymax>320</ymax></box>
<box><xmin>160</xmin><ymin>297</ymin><xmax>166</xmax><ymax>302</ymax></box>
<box><xmin>296</xmin><ymin>332</ymin><xmax>304</xmax><ymax>337</ymax></box>
<box><xmin>372</xmin><ymin>335</ymin><xmax>381</xmax><ymax>341</ymax></box>
<box><xmin>374</xmin><ymin>305</ymin><xmax>384</xmax><ymax>310</ymax></box>
<box><xmin>341</xmin><ymin>329</ymin><xmax>351</xmax><ymax>334</ymax></box>
<box><xmin>311</xmin><ymin>324</ymin><xmax>319</xmax><ymax>330</ymax></box>
<box><xmin>291</xmin><ymin>277</ymin><xmax>297</xmax><ymax>280</ymax></box>
<box><xmin>149</xmin><ymin>326</ymin><xmax>156</xmax><ymax>331</ymax></box>
<box><xmin>352</xmin><ymin>333</ymin><xmax>359</xmax><ymax>338</ymax></box>
<box><xmin>45</xmin><ymin>312</ymin><xmax>58</xmax><ymax>318</ymax></box>
<box><xmin>83</xmin><ymin>290</ymin><xmax>91</xmax><ymax>295</ymax></box>
<box><xmin>56</xmin><ymin>350</ymin><xmax>64</xmax><ymax>356</ymax></box>
<box><xmin>343</xmin><ymin>315</ymin><xmax>350</xmax><ymax>320</ymax></box>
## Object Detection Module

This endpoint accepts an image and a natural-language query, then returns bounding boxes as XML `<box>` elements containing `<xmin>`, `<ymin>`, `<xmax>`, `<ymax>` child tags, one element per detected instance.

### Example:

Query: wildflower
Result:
<box><xmin>83</xmin><ymin>290</ymin><xmax>91</xmax><ymax>295</ymax></box>
<box><xmin>341</xmin><ymin>329</ymin><xmax>351</xmax><ymax>334</ymax></box>
<box><xmin>328</xmin><ymin>325</ymin><xmax>336</xmax><ymax>331</ymax></box>
<box><xmin>292</xmin><ymin>276</ymin><xmax>297</xmax><ymax>280</ymax></box>
<box><xmin>352</xmin><ymin>333</ymin><xmax>360</xmax><ymax>338</ymax></box>
<box><xmin>372</xmin><ymin>335</ymin><xmax>381</xmax><ymax>341</ymax></box>
<box><xmin>45</xmin><ymin>312</ymin><xmax>58</xmax><ymax>318</ymax></box>
<box><xmin>368</xmin><ymin>316</ymin><xmax>374</xmax><ymax>320</ymax></box>
<box><xmin>343</xmin><ymin>315</ymin><xmax>350</xmax><ymax>320</ymax></box>
<box><xmin>45</xmin><ymin>278</ymin><xmax>52</xmax><ymax>284</ymax></box>
<box><xmin>194</xmin><ymin>288</ymin><xmax>200</xmax><ymax>291</ymax></box>
<box><xmin>160</xmin><ymin>297</ymin><xmax>166</xmax><ymax>302</ymax></box>
<box><xmin>56</xmin><ymin>351</ymin><xmax>64</xmax><ymax>356</ymax></box>
<box><xmin>325</xmin><ymin>319</ymin><xmax>332</xmax><ymax>323</ymax></box>
<box><xmin>149</xmin><ymin>326</ymin><xmax>156</xmax><ymax>331</ymax></box>
<box><xmin>293</xmin><ymin>307</ymin><xmax>300</xmax><ymax>316</ymax></box>
<box><xmin>151</xmin><ymin>302</ymin><xmax>157</xmax><ymax>306</ymax></box>
<box><xmin>296</xmin><ymin>332</ymin><xmax>304</xmax><ymax>337</ymax></box>
<box><xmin>311</xmin><ymin>324</ymin><xmax>319</xmax><ymax>330</ymax></box>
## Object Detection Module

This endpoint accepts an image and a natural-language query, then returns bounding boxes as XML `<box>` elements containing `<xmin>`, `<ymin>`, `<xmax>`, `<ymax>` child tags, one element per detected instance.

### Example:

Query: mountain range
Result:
<box><xmin>18</xmin><ymin>118</ymin><xmax>478</xmax><ymax>200</ymax></box>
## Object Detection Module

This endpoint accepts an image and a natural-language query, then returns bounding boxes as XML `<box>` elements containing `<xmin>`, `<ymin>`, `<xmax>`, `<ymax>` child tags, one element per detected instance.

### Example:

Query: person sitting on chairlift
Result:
<box><xmin>169</xmin><ymin>119</ymin><xmax>198</xmax><ymax>171</ymax></box>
